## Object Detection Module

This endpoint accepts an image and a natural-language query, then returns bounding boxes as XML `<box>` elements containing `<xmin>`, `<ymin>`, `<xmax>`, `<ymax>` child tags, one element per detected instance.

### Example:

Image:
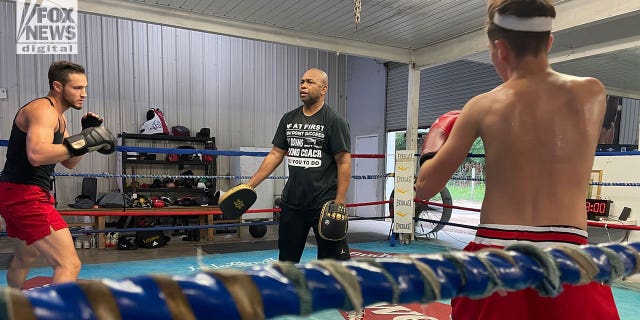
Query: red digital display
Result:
<box><xmin>586</xmin><ymin>199</ymin><xmax>611</xmax><ymax>216</ymax></box>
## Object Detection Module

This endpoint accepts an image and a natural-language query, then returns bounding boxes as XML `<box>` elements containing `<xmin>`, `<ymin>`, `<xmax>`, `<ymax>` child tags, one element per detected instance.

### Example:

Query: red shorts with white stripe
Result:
<box><xmin>451</xmin><ymin>224</ymin><xmax>620</xmax><ymax>320</ymax></box>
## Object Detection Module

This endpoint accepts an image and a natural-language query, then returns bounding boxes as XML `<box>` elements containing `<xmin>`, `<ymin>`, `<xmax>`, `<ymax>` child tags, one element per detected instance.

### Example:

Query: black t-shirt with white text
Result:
<box><xmin>272</xmin><ymin>104</ymin><xmax>350</xmax><ymax>210</ymax></box>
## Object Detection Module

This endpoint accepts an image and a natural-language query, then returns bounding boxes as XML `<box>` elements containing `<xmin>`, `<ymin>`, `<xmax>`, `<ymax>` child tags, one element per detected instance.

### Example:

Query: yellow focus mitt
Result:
<box><xmin>216</xmin><ymin>184</ymin><xmax>257</xmax><ymax>220</ymax></box>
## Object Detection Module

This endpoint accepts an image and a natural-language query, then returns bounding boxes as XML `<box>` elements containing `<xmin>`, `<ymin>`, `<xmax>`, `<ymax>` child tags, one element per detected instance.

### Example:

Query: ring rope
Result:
<box><xmin>53</xmin><ymin>172</ymin><xmax>390</xmax><ymax>180</ymax></box>
<box><xmin>447</xmin><ymin>175</ymin><xmax>640</xmax><ymax>187</ymax></box>
<box><xmin>3</xmin><ymin>140</ymin><xmax>637</xmax><ymax>158</ymax></box>
<box><xmin>416</xmin><ymin>199</ymin><xmax>640</xmax><ymax>231</ymax></box>
<box><xmin>416</xmin><ymin>198</ymin><xmax>482</xmax><ymax>212</ymax></box>
<box><xmin>414</xmin><ymin>218</ymin><xmax>640</xmax><ymax>237</ymax></box>
<box><xmin>117</xmin><ymin>145</ymin><xmax>385</xmax><ymax>158</ymax></box>
<box><xmin>413</xmin><ymin>151</ymin><xmax>639</xmax><ymax>158</ymax></box>
<box><xmin>3</xmin><ymin>242</ymin><xmax>639</xmax><ymax>320</ymax></box>
<box><xmin>417</xmin><ymin>215</ymin><xmax>640</xmax><ymax>232</ymax></box>
<box><xmin>115</xmin><ymin>144</ymin><xmax>640</xmax><ymax>158</ymax></box>
<box><xmin>466</xmin><ymin>151</ymin><xmax>640</xmax><ymax>157</ymax></box>
<box><xmin>53</xmin><ymin>172</ymin><xmax>640</xmax><ymax>186</ymax></box>
<box><xmin>56</xmin><ymin>195</ymin><xmax>640</xmax><ymax>234</ymax></box>
<box><xmin>56</xmin><ymin>203</ymin><xmax>391</xmax><ymax>217</ymax></box>
<box><xmin>416</xmin><ymin>217</ymin><xmax>479</xmax><ymax>231</ymax></box>
<box><xmin>55</xmin><ymin>201</ymin><xmax>391</xmax><ymax>217</ymax></box>
<box><xmin>0</xmin><ymin>215</ymin><xmax>394</xmax><ymax>237</ymax></box>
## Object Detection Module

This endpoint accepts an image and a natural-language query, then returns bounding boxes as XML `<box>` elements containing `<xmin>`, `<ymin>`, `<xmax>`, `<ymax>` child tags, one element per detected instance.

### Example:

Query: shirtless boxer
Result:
<box><xmin>415</xmin><ymin>0</ymin><xmax>618</xmax><ymax>319</ymax></box>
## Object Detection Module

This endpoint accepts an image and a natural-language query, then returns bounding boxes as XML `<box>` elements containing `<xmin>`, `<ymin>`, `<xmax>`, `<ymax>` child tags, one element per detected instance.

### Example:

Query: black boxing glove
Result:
<box><xmin>64</xmin><ymin>126</ymin><xmax>116</xmax><ymax>156</ymax></box>
<box><xmin>81</xmin><ymin>113</ymin><xmax>103</xmax><ymax>129</ymax></box>
<box><xmin>96</xmin><ymin>133</ymin><xmax>117</xmax><ymax>155</ymax></box>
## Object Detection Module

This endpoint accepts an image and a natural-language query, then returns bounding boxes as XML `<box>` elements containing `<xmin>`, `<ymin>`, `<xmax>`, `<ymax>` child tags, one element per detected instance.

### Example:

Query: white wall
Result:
<box><xmin>230</xmin><ymin>147</ymin><xmax>284</xmax><ymax>220</ymax></box>
<box><xmin>592</xmin><ymin>156</ymin><xmax>640</xmax><ymax>241</ymax></box>
<box><xmin>346</xmin><ymin>56</ymin><xmax>387</xmax><ymax>215</ymax></box>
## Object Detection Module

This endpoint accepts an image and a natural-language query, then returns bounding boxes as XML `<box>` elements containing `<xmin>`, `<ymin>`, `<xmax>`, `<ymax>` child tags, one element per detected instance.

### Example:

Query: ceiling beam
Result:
<box><xmin>549</xmin><ymin>35</ymin><xmax>640</xmax><ymax>64</ymax></box>
<box><xmin>412</xmin><ymin>0</ymin><xmax>640</xmax><ymax>69</ymax></box>
<box><xmin>78</xmin><ymin>0</ymin><xmax>412</xmax><ymax>63</ymax></box>
<box><xmin>606</xmin><ymin>87</ymin><xmax>640</xmax><ymax>100</ymax></box>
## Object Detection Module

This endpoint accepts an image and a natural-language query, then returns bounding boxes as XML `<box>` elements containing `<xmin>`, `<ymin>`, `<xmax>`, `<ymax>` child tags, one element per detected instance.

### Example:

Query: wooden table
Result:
<box><xmin>59</xmin><ymin>206</ymin><xmax>235</xmax><ymax>248</ymax></box>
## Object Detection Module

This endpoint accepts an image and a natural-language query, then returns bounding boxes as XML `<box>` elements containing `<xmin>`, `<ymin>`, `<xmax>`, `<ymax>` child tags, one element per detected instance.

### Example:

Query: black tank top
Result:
<box><xmin>0</xmin><ymin>97</ymin><xmax>64</xmax><ymax>190</ymax></box>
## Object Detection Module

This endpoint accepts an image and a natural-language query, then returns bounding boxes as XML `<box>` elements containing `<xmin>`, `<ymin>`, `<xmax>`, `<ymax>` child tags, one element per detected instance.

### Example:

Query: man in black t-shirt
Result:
<box><xmin>247</xmin><ymin>68</ymin><xmax>352</xmax><ymax>262</ymax></box>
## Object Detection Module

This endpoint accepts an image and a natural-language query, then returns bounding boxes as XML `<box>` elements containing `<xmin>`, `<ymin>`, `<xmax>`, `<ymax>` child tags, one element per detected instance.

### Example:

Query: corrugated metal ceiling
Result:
<box><xmin>463</xmin><ymin>12</ymin><xmax>640</xmax><ymax>93</ymax></box>
<box><xmin>128</xmin><ymin>0</ymin><xmax>488</xmax><ymax>50</ymax></box>
<box><xmin>554</xmin><ymin>47</ymin><xmax>640</xmax><ymax>93</ymax></box>
<box><xmin>93</xmin><ymin>0</ymin><xmax>639</xmax><ymax>93</ymax></box>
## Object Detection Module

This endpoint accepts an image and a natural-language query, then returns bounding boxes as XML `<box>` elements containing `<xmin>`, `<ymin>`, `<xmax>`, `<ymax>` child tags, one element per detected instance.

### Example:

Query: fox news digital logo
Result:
<box><xmin>16</xmin><ymin>0</ymin><xmax>78</xmax><ymax>54</ymax></box>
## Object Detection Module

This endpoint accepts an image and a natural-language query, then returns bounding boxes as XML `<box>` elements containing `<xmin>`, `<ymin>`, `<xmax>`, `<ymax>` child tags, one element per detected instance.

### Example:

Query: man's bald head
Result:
<box><xmin>299</xmin><ymin>68</ymin><xmax>329</xmax><ymax>107</ymax></box>
<box><xmin>304</xmin><ymin>68</ymin><xmax>328</xmax><ymax>86</ymax></box>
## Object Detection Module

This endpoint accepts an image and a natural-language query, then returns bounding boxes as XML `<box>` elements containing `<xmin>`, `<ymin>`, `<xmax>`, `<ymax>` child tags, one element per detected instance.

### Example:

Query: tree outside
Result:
<box><xmin>392</xmin><ymin>131</ymin><xmax>486</xmax><ymax>203</ymax></box>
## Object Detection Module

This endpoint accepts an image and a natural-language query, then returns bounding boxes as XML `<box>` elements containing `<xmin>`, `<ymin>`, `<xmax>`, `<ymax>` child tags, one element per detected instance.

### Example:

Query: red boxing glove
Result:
<box><xmin>419</xmin><ymin>110</ymin><xmax>460</xmax><ymax>165</ymax></box>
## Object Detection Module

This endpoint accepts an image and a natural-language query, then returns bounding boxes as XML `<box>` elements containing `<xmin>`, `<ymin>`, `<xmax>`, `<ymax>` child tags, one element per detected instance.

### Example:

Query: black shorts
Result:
<box><xmin>278</xmin><ymin>206</ymin><xmax>350</xmax><ymax>263</ymax></box>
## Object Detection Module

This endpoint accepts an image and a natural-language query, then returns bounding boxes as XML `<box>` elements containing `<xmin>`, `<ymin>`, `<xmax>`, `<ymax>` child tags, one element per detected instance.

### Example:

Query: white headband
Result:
<box><xmin>493</xmin><ymin>13</ymin><xmax>553</xmax><ymax>32</ymax></box>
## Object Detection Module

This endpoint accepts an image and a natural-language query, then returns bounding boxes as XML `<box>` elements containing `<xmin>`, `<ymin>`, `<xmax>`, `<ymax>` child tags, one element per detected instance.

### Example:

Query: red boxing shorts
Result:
<box><xmin>451</xmin><ymin>224</ymin><xmax>620</xmax><ymax>320</ymax></box>
<box><xmin>0</xmin><ymin>182</ymin><xmax>68</xmax><ymax>245</ymax></box>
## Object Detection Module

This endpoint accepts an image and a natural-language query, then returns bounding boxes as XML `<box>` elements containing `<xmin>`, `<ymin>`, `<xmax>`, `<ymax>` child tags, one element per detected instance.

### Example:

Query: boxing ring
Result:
<box><xmin>1</xmin><ymin>144</ymin><xmax>640</xmax><ymax>319</ymax></box>
<box><xmin>2</xmin><ymin>241</ymin><xmax>640</xmax><ymax>319</ymax></box>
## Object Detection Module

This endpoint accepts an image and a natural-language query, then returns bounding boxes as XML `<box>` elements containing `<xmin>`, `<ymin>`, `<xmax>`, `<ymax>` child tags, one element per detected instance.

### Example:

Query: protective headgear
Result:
<box><xmin>318</xmin><ymin>200</ymin><xmax>349</xmax><ymax>241</ymax></box>
<box><xmin>167</xmin><ymin>154</ymin><xmax>180</xmax><ymax>162</ymax></box>
<box><xmin>167</xmin><ymin>146</ymin><xmax>196</xmax><ymax>170</ymax></box>
<box><xmin>151</xmin><ymin>179</ymin><xmax>163</xmax><ymax>188</ymax></box>
<box><xmin>140</xmin><ymin>108</ymin><xmax>169</xmax><ymax>135</ymax></box>
<box><xmin>194</xmin><ymin>196</ymin><xmax>209</xmax><ymax>206</ymax></box>
<box><xmin>178</xmin><ymin>197</ymin><xmax>195</xmax><ymax>206</ymax></box>
<box><xmin>202</xmin><ymin>154</ymin><xmax>214</xmax><ymax>164</ymax></box>
<box><xmin>178</xmin><ymin>146</ymin><xmax>196</xmax><ymax>161</ymax></box>
<box><xmin>162</xmin><ymin>178</ymin><xmax>173</xmax><ymax>186</ymax></box>
<box><xmin>171</xmin><ymin>125</ymin><xmax>191</xmax><ymax>137</ymax></box>
<box><xmin>180</xmin><ymin>170</ymin><xmax>196</xmax><ymax>188</ymax></box>
<box><xmin>196</xmin><ymin>128</ymin><xmax>211</xmax><ymax>138</ymax></box>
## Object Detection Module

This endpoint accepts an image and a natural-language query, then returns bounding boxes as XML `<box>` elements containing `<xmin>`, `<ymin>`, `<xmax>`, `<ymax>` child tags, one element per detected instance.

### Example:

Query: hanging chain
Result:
<box><xmin>354</xmin><ymin>0</ymin><xmax>362</xmax><ymax>30</ymax></box>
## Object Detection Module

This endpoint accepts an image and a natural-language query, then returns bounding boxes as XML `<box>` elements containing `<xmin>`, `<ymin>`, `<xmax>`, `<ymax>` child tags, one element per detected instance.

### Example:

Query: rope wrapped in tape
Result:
<box><xmin>53</xmin><ymin>172</ymin><xmax>389</xmax><ymax>181</ymax></box>
<box><xmin>0</xmin><ymin>242</ymin><xmax>638</xmax><ymax>320</ymax></box>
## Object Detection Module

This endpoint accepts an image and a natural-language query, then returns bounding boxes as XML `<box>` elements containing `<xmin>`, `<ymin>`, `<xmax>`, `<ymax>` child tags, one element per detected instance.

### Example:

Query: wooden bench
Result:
<box><xmin>59</xmin><ymin>206</ymin><xmax>238</xmax><ymax>248</ymax></box>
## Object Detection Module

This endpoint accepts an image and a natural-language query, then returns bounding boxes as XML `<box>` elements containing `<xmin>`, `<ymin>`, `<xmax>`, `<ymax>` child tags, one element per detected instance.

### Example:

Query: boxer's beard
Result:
<box><xmin>301</xmin><ymin>94</ymin><xmax>319</xmax><ymax>107</ymax></box>
<box><xmin>62</xmin><ymin>89</ymin><xmax>82</xmax><ymax>110</ymax></box>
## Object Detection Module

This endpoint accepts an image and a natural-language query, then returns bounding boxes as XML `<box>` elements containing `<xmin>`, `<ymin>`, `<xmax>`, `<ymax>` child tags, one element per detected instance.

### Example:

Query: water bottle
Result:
<box><xmin>90</xmin><ymin>234</ymin><xmax>96</xmax><ymax>248</ymax></box>
<box><xmin>389</xmin><ymin>232</ymin><xmax>396</xmax><ymax>247</ymax></box>
<box><xmin>74</xmin><ymin>237</ymin><xmax>82</xmax><ymax>249</ymax></box>
<box><xmin>106</xmin><ymin>233</ymin><xmax>113</xmax><ymax>248</ymax></box>
<box><xmin>112</xmin><ymin>232</ymin><xmax>119</xmax><ymax>248</ymax></box>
